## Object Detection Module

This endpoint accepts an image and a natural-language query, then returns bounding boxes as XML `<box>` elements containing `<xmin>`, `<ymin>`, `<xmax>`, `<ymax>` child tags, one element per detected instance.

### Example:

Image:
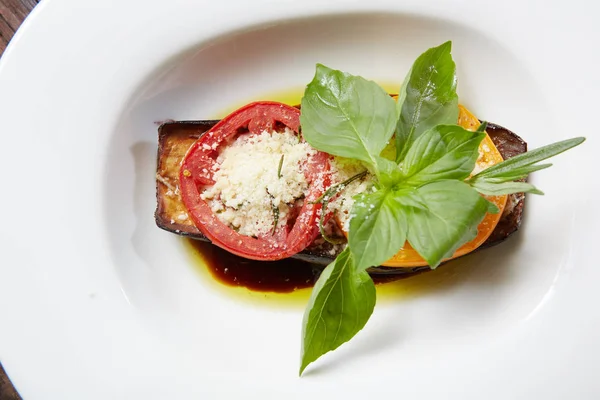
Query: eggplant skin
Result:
<box><xmin>479</xmin><ymin>123</ymin><xmax>527</xmax><ymax>246</ymax></box>
<box><xmin>155</xmin><ymin>120</ymin><xmax>527</xmax><ymax>267</ymax></box>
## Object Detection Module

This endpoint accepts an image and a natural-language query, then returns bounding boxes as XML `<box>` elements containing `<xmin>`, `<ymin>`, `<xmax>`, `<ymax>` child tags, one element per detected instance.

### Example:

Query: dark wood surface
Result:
<box><xmin>0</xmin><ymin>1</ymin><xmax>39</xmax><ymax>397</ymax></box>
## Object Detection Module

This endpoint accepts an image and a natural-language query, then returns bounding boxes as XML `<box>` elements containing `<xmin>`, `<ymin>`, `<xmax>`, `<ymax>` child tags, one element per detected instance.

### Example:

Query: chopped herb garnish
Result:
<box><xmin>277</xmin><ymin>154</ymin><xmax>284</xmax><ymax>179</ymax></box>
<box><xmin>265</xmin><ymin>188</ymin><xmax>280</xmax><ymax>236</ymax></box>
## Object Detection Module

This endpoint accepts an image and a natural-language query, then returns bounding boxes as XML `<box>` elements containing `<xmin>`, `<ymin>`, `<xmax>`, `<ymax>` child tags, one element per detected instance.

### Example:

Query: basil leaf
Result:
<box><xmin>400</xmin><ymin>180</ymin><xmax>490</xmax><ymax>268</ymax></box>
<box><xmin>470</xmin><ymin>179</ymin><xmax>544</xmax><ymax>195</ymax></box>
<box><xmin>375</xmin><ymin>156</ymin><xmax>403</xmax><ymax>188</ymax></box>
<box><xmin>393</xmin><ymin>187</ymin><xmax>429</xmax><ymax>210</ymax></box>
<box><xmin>300</xmin><ymin>248</ymin><xmax>376</xmax><ymax>375</ymax></box>
<box><xmin>395</xmin><ymin>41</ymin><xmax>459</xmax><ymax>162</ymax></box>
<box><xmin>472</xmin><ymin>137</ymin><xmax>585</xmax><ymax>179</ymax></box>
<box><xmin>349</xmin><ymin>189</ymin><xmax>407</xmax><ymax>270</ymax></box>
<box><xmin>486</xmin><ymin>200</ymin><xmax>500</xmax><ymax>214</ymax></box>
<box><xmin>402</xmin><ymin>125</ymin><xmax>485</xmax><ymax>185</ymax></box>
<box><xmin>301</xmin><ymin>64</ymin><xmax>399</xmax><ymax>169</ymax></box>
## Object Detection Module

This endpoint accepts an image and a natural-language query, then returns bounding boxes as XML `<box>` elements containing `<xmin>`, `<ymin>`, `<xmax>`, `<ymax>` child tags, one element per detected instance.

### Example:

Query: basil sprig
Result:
<box><xmin>298</xmin><ymin>42</ymin><xmax>585</xmax><ymax>375</ymax></box>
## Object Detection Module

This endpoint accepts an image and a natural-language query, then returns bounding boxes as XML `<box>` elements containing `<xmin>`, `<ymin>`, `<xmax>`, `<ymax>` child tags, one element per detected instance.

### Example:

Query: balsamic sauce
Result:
<box><xmin>187</xmin><ymin>239</ymin><xmax>428</xmax><ymax>293</ymax></box>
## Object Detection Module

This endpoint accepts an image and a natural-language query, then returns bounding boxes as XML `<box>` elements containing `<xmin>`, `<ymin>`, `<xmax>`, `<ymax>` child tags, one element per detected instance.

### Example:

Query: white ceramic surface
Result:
<box><xmin>0</xmin><ymin>0</ymin><xmax>599</xmax><ymax>399</ymax></box>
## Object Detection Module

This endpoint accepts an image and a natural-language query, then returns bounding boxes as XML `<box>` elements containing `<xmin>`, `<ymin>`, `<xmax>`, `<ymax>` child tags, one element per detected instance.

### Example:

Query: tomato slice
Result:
<box><xmin>179</xmin><ymin>101</ymin><xmax>331</xmax><ymax>261</ymax></box>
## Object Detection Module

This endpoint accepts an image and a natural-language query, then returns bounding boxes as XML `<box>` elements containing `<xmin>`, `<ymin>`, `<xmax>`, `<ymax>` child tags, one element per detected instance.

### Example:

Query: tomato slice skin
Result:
<box><xmin>179</xmin><ymin>102</ymin><xmax>331</xmax><ymax>261</ymax></box>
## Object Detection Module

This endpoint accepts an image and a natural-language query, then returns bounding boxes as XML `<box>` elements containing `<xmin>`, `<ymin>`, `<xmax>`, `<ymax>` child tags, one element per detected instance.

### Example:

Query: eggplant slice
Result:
<box><xmin>155</xmin><ymin>119</ymin><xmax>527</xmax><ymax>269</ymax></box>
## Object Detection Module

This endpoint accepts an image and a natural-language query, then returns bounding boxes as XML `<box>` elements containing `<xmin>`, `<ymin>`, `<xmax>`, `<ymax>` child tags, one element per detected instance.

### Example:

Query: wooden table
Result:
<box><xmin>0</xmin><ymin>1</ymin><xmax>39</xmax><ymax>397</ymax></box>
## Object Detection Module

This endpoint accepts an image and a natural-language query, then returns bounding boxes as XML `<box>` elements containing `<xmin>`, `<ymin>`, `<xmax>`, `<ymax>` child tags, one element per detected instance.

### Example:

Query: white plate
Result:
<box><xmin>1</xmin><ymin>0</ymin><xmax>599</xmax><ymax>398</ymax></box>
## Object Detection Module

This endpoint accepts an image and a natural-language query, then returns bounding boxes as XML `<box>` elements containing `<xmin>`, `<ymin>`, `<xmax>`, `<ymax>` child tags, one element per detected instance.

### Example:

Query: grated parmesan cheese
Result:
<box><xmin>471</xmin><ymin>142</ymin><xmax>496</xmax><ymax>175</ymax></box>
<box><xmin>201</xmin><ymin>128</ymin><xmax>316</xmax><ymax>237</ymax></box>
<box><xmin>326</xmin><ymin>157</ymin><xmax>376</xmax><ymax>233</ymax></box>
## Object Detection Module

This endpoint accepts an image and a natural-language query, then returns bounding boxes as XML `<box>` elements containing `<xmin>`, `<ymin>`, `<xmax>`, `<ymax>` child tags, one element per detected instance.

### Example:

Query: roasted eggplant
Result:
<box><xmin>155</xmin><ymin>118</ymin><xmax>527</xmax><ymax>268</ymax></box>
